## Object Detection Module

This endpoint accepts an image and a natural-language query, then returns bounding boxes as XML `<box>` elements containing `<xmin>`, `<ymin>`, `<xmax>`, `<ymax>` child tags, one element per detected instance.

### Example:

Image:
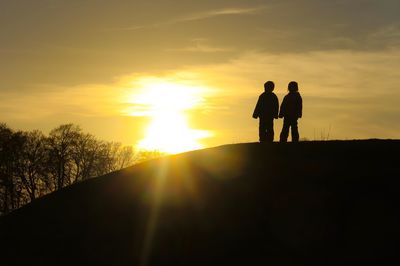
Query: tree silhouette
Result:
<box><xmin>16</xmin><ymin>130</ymin><xmax>48</xmax><ymax>201</ymax></box>
<box><xmin>47</xmin><ymin>124</ymin><xmax>81</xmax><ymax>190</ymax></box>
<box><xmin>0</xmin><ymin>123</ymin><xmax>163</xmax><ymax>215</ymax></box>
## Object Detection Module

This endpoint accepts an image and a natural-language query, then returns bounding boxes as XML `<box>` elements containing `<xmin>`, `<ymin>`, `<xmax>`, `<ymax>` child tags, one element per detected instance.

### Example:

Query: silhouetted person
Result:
<box><xmin>279</xmin><ymin>81</ymin><xmax>303</xmax><ymax>142</ymax></box>
<box><xmin>253</xmin><ymin>81</ymin><xmax>279</xmax><ymax>142</ymax></box>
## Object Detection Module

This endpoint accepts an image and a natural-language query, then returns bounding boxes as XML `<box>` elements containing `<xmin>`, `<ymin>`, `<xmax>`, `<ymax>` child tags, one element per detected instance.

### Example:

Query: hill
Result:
<box><xmin>1</xmin><ymin>140</ymin><xmax>400</xmax><ymax>265</ymax></box>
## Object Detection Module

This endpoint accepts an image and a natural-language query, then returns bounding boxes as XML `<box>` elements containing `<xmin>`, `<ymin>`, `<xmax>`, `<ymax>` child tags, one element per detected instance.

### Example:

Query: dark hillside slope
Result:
<box><xmin>1</xmin><ymin>140</ymin><xmax>400</xmax><ymax>265</ymax></box>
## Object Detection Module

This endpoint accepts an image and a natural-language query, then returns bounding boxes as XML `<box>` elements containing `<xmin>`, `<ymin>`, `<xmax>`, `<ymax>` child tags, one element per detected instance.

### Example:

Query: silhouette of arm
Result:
<box><xmin>279</xmin><ymin>96</ymin><xmax>286</xmax><ymax>118</ymax></box>
<box><xmin>253</xmin><ymin>96</ymin><xmax>261</xmax><ymax>119</ymax></box>
<box><xmin>273</xmin><ymin>94</ymin><xmax>279</xmax><ymax>119</ymax></box>
<box><xmin>298</xmin><ymin>94</ymin><xmax>303</xmax><ymax>118</ymax></box>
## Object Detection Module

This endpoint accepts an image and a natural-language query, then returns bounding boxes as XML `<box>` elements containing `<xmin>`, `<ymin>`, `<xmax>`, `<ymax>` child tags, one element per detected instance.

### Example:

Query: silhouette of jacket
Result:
<box><xmin>279</xmin><ymin>92</ymin><xmax>302</xmax><ymax>119</ymax></box>
<box><xmin>253</xmin><ymin>92</ymin><xmax>279</xmax><ymax>119</ymax></box>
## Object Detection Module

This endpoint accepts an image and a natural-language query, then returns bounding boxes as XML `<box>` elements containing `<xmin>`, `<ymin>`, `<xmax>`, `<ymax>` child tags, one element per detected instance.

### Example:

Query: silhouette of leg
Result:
<box><xmin>259</xmin><ymin>118</ymin><xmax>267</xmax><ymax>142</ymax></box>
<box><xmin>280</xmin><ymin>118</ymin><xmax>290</xmax><ymax>142</ymax></box>
<box><xmin>265</xmin><ymin>118</ymin><xmax>274</xmax><ymax>142</ymax></box>
<box><xmin>291</xmin><ymin>119</ymin><xmax>299</xmax><ymax>142</ymax></box>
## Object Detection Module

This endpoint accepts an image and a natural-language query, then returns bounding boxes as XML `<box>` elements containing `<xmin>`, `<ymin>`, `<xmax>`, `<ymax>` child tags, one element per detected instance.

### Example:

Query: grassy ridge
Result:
<box><xmin>1</xmin><ymin>140</ymin><xmax>400</xmax><ymax>265</ymax></box>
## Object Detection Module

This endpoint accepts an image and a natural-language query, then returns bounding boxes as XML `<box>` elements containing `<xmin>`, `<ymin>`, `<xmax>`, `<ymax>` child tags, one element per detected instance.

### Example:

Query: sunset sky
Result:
<box><xmin>1</xmin><ymin>0</ymin><xmax>400</xmax><ymax>152</ymax></box>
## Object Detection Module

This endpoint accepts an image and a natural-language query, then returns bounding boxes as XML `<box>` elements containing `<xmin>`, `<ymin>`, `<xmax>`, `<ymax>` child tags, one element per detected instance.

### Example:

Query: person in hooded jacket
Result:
<box><xmin>279</xmin><ymin>81</ymin><xmax>303</xmax><ymax>142</ymax></box>
<box><xmin>253</xmin><ymin>81</ymin><xmax>279</xmax><ymax>142</ymax></box>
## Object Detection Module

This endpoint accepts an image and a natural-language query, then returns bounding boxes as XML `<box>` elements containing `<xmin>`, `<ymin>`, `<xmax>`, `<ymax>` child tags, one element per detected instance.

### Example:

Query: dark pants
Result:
<box><xmin>280</xmin><ymin>117</ymin><xmax>299</xmax><ymax>142</ymax></box>
<box><xmin>259</xmin><ymin>117</ymin><xmax>274</xmax><ymax>142</ymax></box>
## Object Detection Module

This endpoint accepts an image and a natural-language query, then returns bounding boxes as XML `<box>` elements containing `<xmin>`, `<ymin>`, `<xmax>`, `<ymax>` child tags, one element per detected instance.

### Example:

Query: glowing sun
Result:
<box><xmin>126</xmin><ymin>77</ymin><xmax>212</xmax><ymax>154</ymax></box>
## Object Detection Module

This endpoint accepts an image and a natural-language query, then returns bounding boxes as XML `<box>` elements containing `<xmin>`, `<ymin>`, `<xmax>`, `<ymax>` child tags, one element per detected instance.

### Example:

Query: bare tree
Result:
<box><xmin>0</xmin><ymin>123</ymin><xmax>14</xmax><ymax>214</ymax></box>
<box><xmin>0</xmin><ymin>122</ymin><xmax>164</xmax><ymax>214</ymax></box>
<box><xmin>15</xmin><ymin>130</ymin><xmax>48</xmax><ymax>201</ymax></box>
<box><xmin>70</xmin><ymin>133</ymin><xmax>102</xmax><ymax>183</ymax></box>
<box><xmin>47</xmin><ymin>124</ymin><xmax>81</xmax><ymax>190</ymax></box>
<box><xmin>93</xmin><ymin>142</ymin><xmax>120</xmax><ymax>175</ymax></box>
<box><xmin>0</xmin><ymin>124</ymin><xmax>26</xmax><ymax>213</ymax></box>
<box><xmin>115</xmin><ymin>145</ymin><xmax>135</xmax><ymax>170</ymax></box>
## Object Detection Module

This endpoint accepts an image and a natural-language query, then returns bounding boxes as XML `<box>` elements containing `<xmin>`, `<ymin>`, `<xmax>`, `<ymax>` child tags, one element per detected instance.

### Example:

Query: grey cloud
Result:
<box><xmin>176</xmin><ymin>6</ymin><xmax>265</xmax><ymax>22</ymax></box>
<box><xmin>366</xmin><ymin>24</ymin><xmax>400</xmax><ymax>48</ymax></box>
<box><xmin>106</xmin><ymin>6</ymin><xmax>265</xmax><ymax>31</ymax></box>
<box><xmin>2</xmin><ymin>0</ymin><xmax>400</xmax><ymax>92</ymax></box>
<box><xmin>165</xmin><ymin>39</ymin><xmax>234</xmax><ymax>53</ymax></box>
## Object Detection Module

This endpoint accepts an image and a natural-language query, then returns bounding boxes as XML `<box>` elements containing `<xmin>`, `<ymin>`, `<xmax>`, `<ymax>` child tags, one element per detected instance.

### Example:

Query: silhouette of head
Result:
<box><xmin>264</xmin><ymin>81</ymin><xmax>275</xmax><ymax>92</ymax></box>
<box><xmin>288</xmin><ymin>81</ymin><xmax>298</xmax><ymax>92</ymax></box>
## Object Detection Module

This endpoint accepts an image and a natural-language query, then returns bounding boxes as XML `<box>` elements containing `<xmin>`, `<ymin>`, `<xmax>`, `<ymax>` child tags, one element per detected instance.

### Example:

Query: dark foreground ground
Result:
<box><xmin>1</xmin><ymin>140</ymin><xmax>400</xmax><ymax>266</ymax></box>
